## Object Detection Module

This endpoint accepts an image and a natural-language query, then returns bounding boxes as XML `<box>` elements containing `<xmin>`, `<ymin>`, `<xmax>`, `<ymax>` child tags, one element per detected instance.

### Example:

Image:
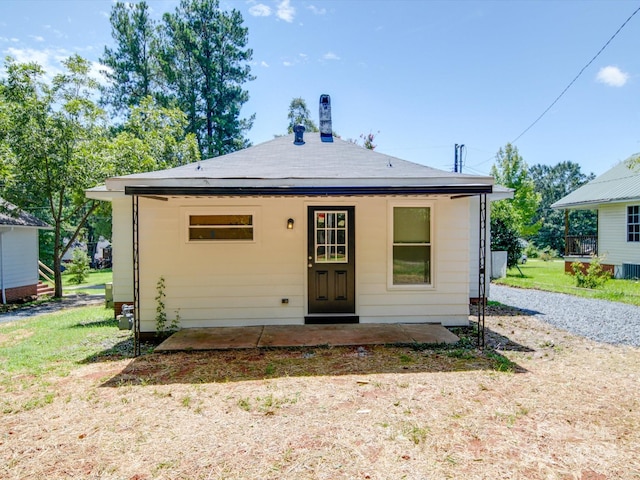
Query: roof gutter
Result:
<box><xmin>124</xmin><ymin>185</ymin><xmax>493</xmax><ymax>197</ymax></box>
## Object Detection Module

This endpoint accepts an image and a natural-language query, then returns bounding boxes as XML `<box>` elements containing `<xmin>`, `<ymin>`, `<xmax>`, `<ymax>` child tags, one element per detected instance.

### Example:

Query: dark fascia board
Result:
<box><xmin>124</xmin><ymin>185</ymin><xmax>493</xmax><ymax>197</ymax></box>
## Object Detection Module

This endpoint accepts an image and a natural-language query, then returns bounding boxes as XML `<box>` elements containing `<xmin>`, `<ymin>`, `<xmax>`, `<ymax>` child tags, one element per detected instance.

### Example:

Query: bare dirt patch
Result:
<box><xmin>0</xmin><ymin>328</ymin><xmax>34</xmax><ymax>348</ymax></box>
<box><xmin>1</xmin><ymin>306</ymin><xmax>639</xmax><ymax>479</ymax></box>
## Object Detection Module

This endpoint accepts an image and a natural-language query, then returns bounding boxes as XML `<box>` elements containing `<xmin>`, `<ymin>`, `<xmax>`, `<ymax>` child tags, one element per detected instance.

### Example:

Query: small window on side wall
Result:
<box><xmin>628</xmin><ymin>206</ymin><xmax>640</xmax><ymax>242</ymax></box>
<box><xmin>392</xmin><ymin>206</ymin><xmax>431</xmax><ymax>285</ymax></box>
<box><xmin>189</xmin><ymin>214</ymin><xmax>253</xmax><ymax>241</ymax></box>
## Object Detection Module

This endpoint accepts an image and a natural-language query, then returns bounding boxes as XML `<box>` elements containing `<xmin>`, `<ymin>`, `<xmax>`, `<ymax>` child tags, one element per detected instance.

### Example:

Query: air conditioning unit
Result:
<box><xmin>622</xmin><ymin>263</ymin><xmax>640</xmax><ymax>280</ymax></box>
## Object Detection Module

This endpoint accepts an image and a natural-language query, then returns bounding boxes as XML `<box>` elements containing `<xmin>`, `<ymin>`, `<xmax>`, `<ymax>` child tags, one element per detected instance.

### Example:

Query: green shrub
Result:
<box><xmin>571</xmin><ymin>256</ymin><xmax>611</xmax><ymax>289</ymax></box>
<box><xmin>524</xmin><ymin>244</ymin><xmax>539</xmax><ymax>259</ymax></box>
<box><xmin>67</xmin><ymin>248</ymin><xmax>90</xmax><ymax>284</ymax></box>
<box><xmin>491</xmin><ymin>217</ymin><xmax>523</xmax><ymax>269</ymax></box>
<box><xmin>539</xmin><ymin>247</ymin><xmax>558</xmax><ymax>262</ymax></box>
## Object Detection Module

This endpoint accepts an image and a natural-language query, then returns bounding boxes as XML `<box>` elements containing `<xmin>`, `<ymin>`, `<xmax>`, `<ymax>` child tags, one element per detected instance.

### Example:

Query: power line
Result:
<box><xmin>465</xmin><ymin>4</ymin><xmax>640</xmax><ymax>171</ymax></box>
<box><xmin>510</xmin><ymin>4</ymin><xmax>640</xmax><ymax>145</ymax></box>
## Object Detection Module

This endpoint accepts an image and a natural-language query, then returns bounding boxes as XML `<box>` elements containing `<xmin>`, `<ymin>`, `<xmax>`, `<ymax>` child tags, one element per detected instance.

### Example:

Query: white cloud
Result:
<box><xmin>308</xmin><ymin>5</ymin><xmax>326</xmax><ymax>15</ymax></box>
<box><xmin>260</xmin><ymin>60</ymin><xmax>269</xmax><ymax>67</ymax></box>
<box><xmin>29</xmin><ymin>35</ymin><xmax>45</xmax><ymax>42</ymax></box>
<box><xmin>277</xmin><ymin>0</ymin><xmax>295</xmax><ymax>22</ymax></box>
<box><xmin>249</xmin><ymin>4</ymin><xmax>272</xmax><ymax>17</ymax></box>
<box><xmin>2</xmin><ymin>47</ymin><xmax>109</xmax><ymax>86</ymax></box>
<box><xmin>89</xmin><ymin>61</ymin><xmax>111</xmax><ymax>86</ymax></box>
<box><xmin>596</xmin><ymin>65</ymin><xmax>629</xmax><ymax>87</ymax></box>
<box><xmin>6</xmin><ymin>47</ymin><xmax>65</xmax><ymax>70</ymax></box>
<box><xmin>283</xmin><ymin>61</ymin><xmax>293</xmax><ymax>67</ymax></box>
<box><xmin>322</xmin><ymin>52</ymin><xmax>340</xmax><ymax>61</ymax></box>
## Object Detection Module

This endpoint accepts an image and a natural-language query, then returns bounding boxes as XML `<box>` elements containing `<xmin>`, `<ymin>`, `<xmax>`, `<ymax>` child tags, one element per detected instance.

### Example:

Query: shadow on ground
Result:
<box><xmin>92</xmin><ymin>324</ymin><xmax>530</xmax><ymax>388</ymax></box>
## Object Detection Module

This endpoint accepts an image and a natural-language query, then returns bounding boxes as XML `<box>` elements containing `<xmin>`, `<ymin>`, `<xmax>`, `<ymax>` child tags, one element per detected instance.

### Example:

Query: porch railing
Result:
<box><xmin>565</xmin><ymin>235</ymin><xmax>597</xmax><ymax>257</ymax></box>
<box><xmin>38</xmin><ymin>260</ymin><xmax>55</xmax><ymax>285</ymax></box>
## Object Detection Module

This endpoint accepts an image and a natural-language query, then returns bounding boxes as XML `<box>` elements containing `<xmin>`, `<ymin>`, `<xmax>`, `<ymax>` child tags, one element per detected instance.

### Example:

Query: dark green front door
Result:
<box><xmin>307</xmin><ymin>206</ymin><xmax>355</xmax><ymax>315</ymax></box>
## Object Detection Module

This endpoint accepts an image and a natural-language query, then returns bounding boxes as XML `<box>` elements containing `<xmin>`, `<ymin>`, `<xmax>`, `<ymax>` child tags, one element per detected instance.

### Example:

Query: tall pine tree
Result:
<box><xmin>100</xmin><ymin>1</ymin><xmax>160</xmax><ymax>112</ymax></box>
<box><xmin>160</xmin><ymin>0</ymin><xmax>255</xmax><ymax>158</ymax></box>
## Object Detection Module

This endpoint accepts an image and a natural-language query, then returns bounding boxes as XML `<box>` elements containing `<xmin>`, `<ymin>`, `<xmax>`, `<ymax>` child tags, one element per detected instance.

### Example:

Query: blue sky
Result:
<box><xmin>1</xmin><ymin>0</ymin><xmax>639</xmax><ymax>177</ymax></box>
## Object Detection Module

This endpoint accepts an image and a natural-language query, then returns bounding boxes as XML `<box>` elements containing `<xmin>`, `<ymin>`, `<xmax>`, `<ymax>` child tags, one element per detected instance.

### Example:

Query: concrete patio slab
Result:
<box><xmin>400</xmin><ymin>324</ymin><xmax>460</xmax><ymax>344</ymax></box>
<box><xmin>258</xmin><ymin>323</ymin><xmax>416</xmax><ymax>347</ymax></box>
<box><xmin>155</xmin><ymin>323</ymin><xmax>459</xmax><ymax>352</ymax></box>
<box><xmin>155</xmin><ymin>326</ymin><xmax>264</xmax><ymax>351</ymax></box>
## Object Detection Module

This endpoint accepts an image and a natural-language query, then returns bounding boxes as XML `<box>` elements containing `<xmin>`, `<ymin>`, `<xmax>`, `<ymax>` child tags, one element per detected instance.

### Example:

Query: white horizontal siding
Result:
<box><xmin>599</xmin><ymin>203</ymin><xmax>640</xmax><ymax>272</ymax></box>
<box><xmin>0</xmin><ymin>228</ymin><xmax>39</xmax><ymax>289</ymax></box>
<box><xmin>111</xmin><ymin>197</ymin><xmax>133</xmax><ymax>304</ymax></box>
<box><xmin>137</xmin><ymin>197</ymin><xmax>305</xmax><ymax>330</ymax></box>
<box><xmin>355</xmin><ymin>197</ymin><xmax>470</xmax><ymax>326</ymax></box>
<box><xmin>123</xmin><ymin>195</ymin><xmax>473</xmax><ymax>331</ymax></box>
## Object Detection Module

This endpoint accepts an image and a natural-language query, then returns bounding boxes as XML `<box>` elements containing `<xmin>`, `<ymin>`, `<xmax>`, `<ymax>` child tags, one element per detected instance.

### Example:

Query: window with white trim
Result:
<box><xmin>392</xmin><ymin>206</ymin><xmax>432</xmax><ymax>285</ymax></box>
<box><xmin>188</xmin><ymin>214</ymin><xmax>253</xmax><ymax>241</ymax></box>
<box><xmin>628</xmin><ymin>206</ymin><xmax>640</xmax><ymax>242</ymax></box>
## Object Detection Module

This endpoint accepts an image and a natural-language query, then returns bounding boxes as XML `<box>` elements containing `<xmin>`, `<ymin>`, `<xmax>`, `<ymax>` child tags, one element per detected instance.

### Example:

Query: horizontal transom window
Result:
<box><xmin>189</xmin><ymin>214</ymin><xmax>253</xmax><ymax>241</ymax></box>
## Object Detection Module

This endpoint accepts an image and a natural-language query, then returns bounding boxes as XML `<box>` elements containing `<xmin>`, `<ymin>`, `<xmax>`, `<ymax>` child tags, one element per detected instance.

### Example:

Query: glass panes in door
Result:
<box><xmin>315</xmin><ymin>211</ymin><xmax>348</xmax><ymax>263</ymax></box>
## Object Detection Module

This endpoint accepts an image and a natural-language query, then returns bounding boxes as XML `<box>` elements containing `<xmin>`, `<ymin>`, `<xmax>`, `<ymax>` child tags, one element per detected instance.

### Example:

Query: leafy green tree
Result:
<box><xmin>159</xmin><ymin>0</ymin><xmax>255</xmax><ymax>158</ymax></box>
<box><xmin>490</xmin><ymin>143</ymin><xmax>541</xmax><ymax>238</ymax></box>
<box><xmin>68</xmin><ymin>248</ymin><xmax>90</xmax><ymax>285</ymax></box>
<box><xmin>491</xmin><ymin>216</ymin><xmax>523</xmax><ymax>269</ymax></box>
<box><xmin>86</xmin><ymin>96</ymin><xmax>200</xmax><ymax>243</ymax></box>
<box><xmin>529</xmin><ymin>162</ymin><xmax>596</xmax><ymax>253</ymax></box>
<box><xmin>106</xmin><ymin>96</ymin><xmax>200</xmax><ymax>175</ymax></box>
<box><xmin>101</xmin><ymin>1</ymin><xmax>161</xmax><ymax>112</ymax></box>
<box><xmin>287</xmin><ymin>97</ymin><xmax>318</xmax><ymax>134</ymax></box>
<box><xmin>0</xmin><ymin>55</ymin><xmax>111</xmax><ymax>297</ymax></box>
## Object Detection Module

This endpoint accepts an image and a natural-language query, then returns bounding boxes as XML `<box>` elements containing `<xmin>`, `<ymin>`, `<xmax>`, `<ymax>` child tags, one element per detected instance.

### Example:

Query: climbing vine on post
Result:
<box><xmin>155</xmin><ymin>276</ymin><xmax>167</xmax><ymax>335</ymax></box>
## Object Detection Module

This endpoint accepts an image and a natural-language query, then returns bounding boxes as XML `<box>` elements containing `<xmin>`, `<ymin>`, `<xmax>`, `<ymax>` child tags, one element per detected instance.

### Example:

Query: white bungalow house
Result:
<box><xmin>552</xmin><ymin>154</ymin><xmax>640</xmax><ymax>278</ymax></box>
<box><xmin>87</xmin><ymin>127</ymin><xmax>507</xmax><ymax>339</ymax></box>
<box><xmin>0</xmin><ymin>198</ymin><xmax>51</xmax><ymax>303</ymax></box>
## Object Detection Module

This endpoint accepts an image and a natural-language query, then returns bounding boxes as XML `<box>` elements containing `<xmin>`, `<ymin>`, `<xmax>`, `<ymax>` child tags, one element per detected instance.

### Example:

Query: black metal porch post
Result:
<box><xmin>478</xmin><ymin>194</ymin><xmax>487</xmax><ymax>348</ymax></box>
<box><xmin>132</xmin><ymin>195</ymin><xmax>141</xmax><ymax>357</ymax></box>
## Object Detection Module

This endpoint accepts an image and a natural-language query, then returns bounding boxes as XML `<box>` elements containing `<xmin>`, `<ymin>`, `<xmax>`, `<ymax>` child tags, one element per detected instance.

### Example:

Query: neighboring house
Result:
<box><xmin>0</xmin><ymin>198</ymin><xmax>51</xmax><ymax>303</ymax></box>
<box><xmin>87</xmin><ymin>127</ymin><xmax>505</xmax><ymax>338</ymax></box>
<box><xmin>552</xmin><ymin>154</ymin><xmax>640</xmax><ymax>278</ymax></box>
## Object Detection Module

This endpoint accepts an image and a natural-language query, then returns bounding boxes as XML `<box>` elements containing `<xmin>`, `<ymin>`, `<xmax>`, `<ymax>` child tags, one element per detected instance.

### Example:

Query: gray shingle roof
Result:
<box><xmin>104</xmin><ymin>133</ymin><xmax>494</xmax><ymax>191</ymax></box>
<box><xmin>551</xmin><ymin>154</ymin><xmax>640</xmax><ymax>209</ymax></box>
<box><xmin>0</xmin><ymin>198</ymin><xmax>51</xmax><ymax>228</ymax></box>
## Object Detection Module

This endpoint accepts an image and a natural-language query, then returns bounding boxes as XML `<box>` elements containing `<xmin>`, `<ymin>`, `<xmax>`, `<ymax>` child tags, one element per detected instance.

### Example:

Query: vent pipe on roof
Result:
<box><xmin>319</xmin><ymin>94</ymin><xmax>333</xmax><ymax>143</ymax></box>
<box><xmin>293</xmin><ymin>124</ymin><xmax>306</xmax><ymax>145</ymax></box>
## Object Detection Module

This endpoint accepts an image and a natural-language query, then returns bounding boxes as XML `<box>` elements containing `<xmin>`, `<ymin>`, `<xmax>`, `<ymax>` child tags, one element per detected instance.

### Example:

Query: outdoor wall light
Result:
<box><xmin>287</xmin><ymin>218</ymin><xmax>295</xmax><ymax>230</ymax></box>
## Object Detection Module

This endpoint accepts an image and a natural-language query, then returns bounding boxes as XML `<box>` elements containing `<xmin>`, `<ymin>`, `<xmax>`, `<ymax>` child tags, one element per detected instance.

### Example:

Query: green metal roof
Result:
<box><xmin>551</xmin><ymin>154</ymin><xmax>640</xmax><ymax>209</ymax></box>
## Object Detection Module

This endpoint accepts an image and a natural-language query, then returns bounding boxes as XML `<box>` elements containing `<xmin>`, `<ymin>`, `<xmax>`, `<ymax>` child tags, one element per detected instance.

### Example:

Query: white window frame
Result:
<box><xmin>387</xmin><ymin>201</ymin><xmax>435</xmax><ymax>290</ymax></box>
<box><xmin>628</xmin><ymin>205</ymin><xmax>640</xmax><ymax>243</ymax></box>
<box><xmin>313</xmin><ymin>209</ymin><xmax>349</xmax><ymax>264</ymax></box>
<box><xmin>184</xmin><ymin>207</ymin><xmax>258</xmax><ymax>244</ymax></box>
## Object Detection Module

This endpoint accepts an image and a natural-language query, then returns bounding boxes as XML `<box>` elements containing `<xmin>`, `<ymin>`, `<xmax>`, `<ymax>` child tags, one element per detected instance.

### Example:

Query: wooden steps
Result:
<box><xmin>37</xmin><ymin>281</ymin><xmax>55</xmax><ymax>298</ymax></box>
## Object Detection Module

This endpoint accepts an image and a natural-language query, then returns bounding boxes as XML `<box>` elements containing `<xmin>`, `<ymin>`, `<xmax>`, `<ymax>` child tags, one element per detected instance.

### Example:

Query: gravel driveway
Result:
<box><xmin>0</xmin><ymin>295</ymin><xmax>104</xmax><ymax>324</ymax></box>
<box><xmin>490</xmin><ymin>284</ymin><xmax>640</xmax><ymax>347</ymax></box>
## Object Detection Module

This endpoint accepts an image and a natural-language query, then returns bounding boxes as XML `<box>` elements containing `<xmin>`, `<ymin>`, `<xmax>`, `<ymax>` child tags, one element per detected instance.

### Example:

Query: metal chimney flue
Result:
<box><xmin>319</xmin><ymin>94</ymin><xmax>333</xmax><ymax>143</ymax></box>
<box><xmin>293</xmin><ymin>124</ymin><xmax>306</xmax><ymax>145</ymax></box>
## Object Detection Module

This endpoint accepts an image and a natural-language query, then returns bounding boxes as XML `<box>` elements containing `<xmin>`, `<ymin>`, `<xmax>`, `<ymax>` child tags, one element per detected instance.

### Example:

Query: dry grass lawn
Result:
<box><xmin>1</xmin><ymin>305</ymin><xmax>639</xmax><ymax>479</ymax></box>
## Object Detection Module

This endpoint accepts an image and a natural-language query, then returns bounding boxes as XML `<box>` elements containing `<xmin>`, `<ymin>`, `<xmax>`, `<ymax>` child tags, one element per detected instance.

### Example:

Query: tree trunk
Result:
<box><xmin>53</xmin><ymin>252</ymin><xmax>63</xmax><ymax>299</ymax></box>
<box><xmin>53</xmin><ymin>228</ymin><xmax>63</xmax><ymax>298</ymax></box>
